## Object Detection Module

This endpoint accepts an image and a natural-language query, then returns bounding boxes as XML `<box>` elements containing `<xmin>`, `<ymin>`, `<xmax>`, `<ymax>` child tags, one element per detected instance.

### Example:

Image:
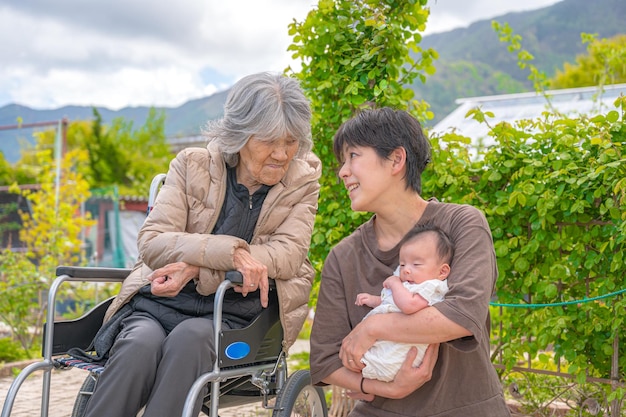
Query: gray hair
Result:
<box><xmin>203</xmin><ymin>72</ymin><xmax>313</xmax><ymax>166</ymax></box>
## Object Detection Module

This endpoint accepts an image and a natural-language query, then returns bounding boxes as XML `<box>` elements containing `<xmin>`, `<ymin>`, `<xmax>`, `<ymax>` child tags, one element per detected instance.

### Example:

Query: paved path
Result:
<box><xmin>0</xmin><ymin>340</ymin><xmax>310</xmax><ymax>417</ymax></box>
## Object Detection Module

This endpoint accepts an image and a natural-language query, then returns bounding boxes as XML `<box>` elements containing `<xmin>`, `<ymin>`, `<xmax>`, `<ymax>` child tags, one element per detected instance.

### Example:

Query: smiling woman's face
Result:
<box><xmin>338</xmin><ymin>145</ymin><xmax>395</xmax><ymax>212</ymax></box>
<box><xmin>236</xmin><ymin>135</ymin><xmax>299</xmax><ymax>191</ymax></box>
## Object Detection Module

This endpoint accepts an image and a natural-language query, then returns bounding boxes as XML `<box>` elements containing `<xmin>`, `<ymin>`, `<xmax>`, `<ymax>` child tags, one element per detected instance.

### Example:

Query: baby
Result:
<box><xmin>356</xmin><ymin>224</ymin><xmax>454</xmax><ymax>382</ymax></box>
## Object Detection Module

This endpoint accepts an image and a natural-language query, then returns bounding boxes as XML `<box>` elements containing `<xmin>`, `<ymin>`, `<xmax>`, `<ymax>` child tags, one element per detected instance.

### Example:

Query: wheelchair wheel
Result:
<box><xmin>71</xmin><ymin>374</ymin><xmax>97</xmax><ymax>417</ymax></box>
<box><xmin>272</xmin><ymin>369</ymin><xmax>327</xmax><ymax>417</ymax></box>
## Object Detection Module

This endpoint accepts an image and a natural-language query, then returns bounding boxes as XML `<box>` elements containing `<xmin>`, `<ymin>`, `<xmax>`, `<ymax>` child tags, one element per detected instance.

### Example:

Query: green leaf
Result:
<box><xmin>514</xmin><ymin>256</ymin><xmax>530</xmax><ymax>272</ymax></box>
<box><xmin>544</xmin><ymin>283</ymin><xmax>558</xmax><ymax>298</ymax></box>
<box><xmin>606</xmin><ymin>110</ymin><xmax>619</xmax><ymax>123</ymax></box>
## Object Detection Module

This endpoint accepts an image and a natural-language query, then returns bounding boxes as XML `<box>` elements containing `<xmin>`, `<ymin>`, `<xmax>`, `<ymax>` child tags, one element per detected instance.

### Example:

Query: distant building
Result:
<box><xmin>0</xmin><ymin>185</ymin><xmax>36</xmax><ymax>251</ymax></box>
<box><xmin>432</xmin><ymin>83</ymin><xmax>626</xmax><ymax>145</ymax></box>
<box><xmin>0</xmin><ymin>185</ymin><xmax>149</xmax><ymax>268</ymax></box>
<box><xmin>85</xmin><ymin>194</ymin><xmax>149</xmax><ymax>268</ymax></box>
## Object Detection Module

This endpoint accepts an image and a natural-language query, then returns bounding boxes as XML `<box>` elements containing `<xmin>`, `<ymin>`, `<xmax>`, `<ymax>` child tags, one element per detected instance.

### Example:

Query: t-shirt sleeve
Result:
<box><xmin>432</xmin><ymin>205</ymin><xmax>498</xmax><ymax>352</ymax></box>
<box><xmin>408</xmin><ymin>280</ymin><xmax>449</xmax><ymax>306</ymax></box>
<box><xmin>309</xmin><ymin>249</ymin><xmax>350</xmax><ymax>386</ymax></box>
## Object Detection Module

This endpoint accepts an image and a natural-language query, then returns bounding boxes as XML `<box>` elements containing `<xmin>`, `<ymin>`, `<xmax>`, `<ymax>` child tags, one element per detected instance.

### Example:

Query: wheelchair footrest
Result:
<box><xmin>55</xmin><ymin>357</ymin><xmax>106</xmax><ymax>374</ymax></box>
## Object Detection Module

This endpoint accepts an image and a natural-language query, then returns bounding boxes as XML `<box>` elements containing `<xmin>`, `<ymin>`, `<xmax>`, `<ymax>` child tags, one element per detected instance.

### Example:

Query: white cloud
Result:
<box><xmin>10</xmin><ymin>66</ymin><xmax>221</xmax><ymax>110</ymax></box>
<box><xmin>0</xmin><ymin>0</ymin><xmax>561</xmax><ymax>110</ymax></box>
<box><xmin>425</xmin><ymin>0</ymin><xmax>562</xmax><ymax>34</ymax></box>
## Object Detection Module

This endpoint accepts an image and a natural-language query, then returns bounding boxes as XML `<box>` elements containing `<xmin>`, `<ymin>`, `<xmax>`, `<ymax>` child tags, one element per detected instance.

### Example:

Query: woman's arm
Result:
<box><xmin>325</xmin><ymin>345</ymin><xmax>439</xmax><ymax>400</ymax></box>
<box><xmin>248</xmin><ymin>166</ymin><xmax>321</xmax><ymax>279</ymax></box>
<box><xmin>138</xmin><ymin>150</ymin><xmax>249</xmax><ymax>272</ymax></box>
<box><xmin>340</xmin><ymin>308</ymin><xmax>470</xmax><ymax>374</ymax></box>
<box><xmin>146</xmin><ymin>251</ymin><xmax>269</xmax><ymax>305</ymax></box>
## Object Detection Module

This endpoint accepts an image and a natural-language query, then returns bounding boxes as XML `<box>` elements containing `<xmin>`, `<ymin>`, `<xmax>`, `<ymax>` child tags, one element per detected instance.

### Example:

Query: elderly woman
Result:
<box><xmin>83</xmin><ymin>72</ymin><xmax>321</xmax><ymax>417</ymax></box>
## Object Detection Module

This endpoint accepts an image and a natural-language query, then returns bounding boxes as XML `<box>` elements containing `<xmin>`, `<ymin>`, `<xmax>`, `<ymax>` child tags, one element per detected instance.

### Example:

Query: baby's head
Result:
<box><xmin>398</xmin><ymin>224</ymin><xmax>454</xmax><ymax>285</ymax></box>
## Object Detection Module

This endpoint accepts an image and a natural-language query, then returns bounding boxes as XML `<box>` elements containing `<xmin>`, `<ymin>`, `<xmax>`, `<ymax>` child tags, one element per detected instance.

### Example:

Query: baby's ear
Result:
<box><xmin>440</xmin><ymin>264</ymin><xmax>451</xmax><ymax>279</ymax></box>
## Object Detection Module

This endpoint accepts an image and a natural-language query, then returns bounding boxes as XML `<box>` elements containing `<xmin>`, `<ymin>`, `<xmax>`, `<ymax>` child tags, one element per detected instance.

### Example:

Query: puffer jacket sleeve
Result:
<box><xmin>137</xmin><ymin>149</ymin><xmax>249</xmax><ymax>292</ymax></box>
<box><xmin>249</xmin><ymin>152</ymin><xmax>321</xmax><ymax>280</ymax></box>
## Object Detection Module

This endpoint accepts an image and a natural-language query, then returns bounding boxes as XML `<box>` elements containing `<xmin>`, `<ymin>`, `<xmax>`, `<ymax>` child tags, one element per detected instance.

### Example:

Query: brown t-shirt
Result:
<box><xmin>310</xmin><ymin>200</ymin><xmax>511</xmax><ymax>417</ymax></box>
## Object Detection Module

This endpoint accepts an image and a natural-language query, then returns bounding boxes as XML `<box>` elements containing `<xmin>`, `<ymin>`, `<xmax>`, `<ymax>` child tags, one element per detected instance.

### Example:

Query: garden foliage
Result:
<box><xmin>0</xmin><ymin>147</ymin><xmax>94</xmax><ymax>356</ymax></box>
<box><xmin>287</xmin><ymin>0</ymin><xmax>436</xmax><ymax>297</ymax></box>
<box><xmin>289</xmin><ymin>2</ymin><xmax>626</xmax><ymax>408</ymax></box>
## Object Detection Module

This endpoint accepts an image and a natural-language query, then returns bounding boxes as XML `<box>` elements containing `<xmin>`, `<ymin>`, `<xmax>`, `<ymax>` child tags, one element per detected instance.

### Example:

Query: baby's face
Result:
<box><xmin>398</xmin><ymin>234</ymin><xmax>445</xmax><ymax>284</ymax></box>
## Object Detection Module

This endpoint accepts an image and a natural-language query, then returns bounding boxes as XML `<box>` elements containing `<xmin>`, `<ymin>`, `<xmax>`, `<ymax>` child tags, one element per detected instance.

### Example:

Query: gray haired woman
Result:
<box><xmin>83</xmin><ymin>72</ymin><xmax>321</xmax><ymax>417</ymax></box>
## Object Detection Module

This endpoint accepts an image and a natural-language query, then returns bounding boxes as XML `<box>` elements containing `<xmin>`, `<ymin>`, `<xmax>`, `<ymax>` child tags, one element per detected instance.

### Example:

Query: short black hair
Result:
<box><xmin>333</xmin><ymin>107</ymin><xmax>431</xmax><ymax>194</ymax></box>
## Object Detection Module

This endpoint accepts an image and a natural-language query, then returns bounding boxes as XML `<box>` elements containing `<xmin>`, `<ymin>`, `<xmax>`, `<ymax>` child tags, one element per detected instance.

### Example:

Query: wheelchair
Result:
<box><xmin>1</xmin><ymin>174</ymin><xmax>327</xmax><ymax>417</ymax></box>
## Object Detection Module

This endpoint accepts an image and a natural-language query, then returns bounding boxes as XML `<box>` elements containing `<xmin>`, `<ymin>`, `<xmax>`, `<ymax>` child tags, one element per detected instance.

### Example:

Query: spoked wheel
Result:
<box><xmin>71</xmin><ymin>373</ymin><xmax>98</xmax><ymax>417</ymax></box>
<box><xmin>272</xmin><ymin>369</ymin><xmax>327</xmax><ymax>417</ymax></box>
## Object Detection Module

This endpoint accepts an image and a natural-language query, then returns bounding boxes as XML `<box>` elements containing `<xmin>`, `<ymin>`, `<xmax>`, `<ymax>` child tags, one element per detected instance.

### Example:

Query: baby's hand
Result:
<box><xmin>355</xmin><ymin>293</ymin><xmax>371</xmax><ymax>306</ymax></box>
<box><xmin>356</xmin><ymin>293</ymin><xmax>382</xmax><ymax>308</ymax></box>
<box><xmin>383</xmin><ymin>275</ymin><xmax>402</xmax><ymax>289</ymax></box>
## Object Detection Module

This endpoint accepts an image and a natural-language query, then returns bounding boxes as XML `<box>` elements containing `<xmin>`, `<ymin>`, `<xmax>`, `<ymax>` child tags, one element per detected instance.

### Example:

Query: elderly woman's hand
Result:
<box><xmin>148</xmin><ymin>261</ymin><xmax>199</xmax><ymax>297</ymax></box>
<box><xmin>232</xmin><ymin>248</ymin><xmax>269</xmax><ymax>307</ymax></box>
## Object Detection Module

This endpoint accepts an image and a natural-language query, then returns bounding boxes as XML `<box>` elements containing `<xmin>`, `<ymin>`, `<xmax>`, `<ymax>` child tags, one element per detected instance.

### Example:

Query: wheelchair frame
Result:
<box><xmin>1</xmin><ymin>172</ymin><xmax>327</xmax><ymax>417</ymax></box>
<box><xmin>1</xmin><ymin>267</ymin><xmax>327</xmax><ymax>417</ymax></box>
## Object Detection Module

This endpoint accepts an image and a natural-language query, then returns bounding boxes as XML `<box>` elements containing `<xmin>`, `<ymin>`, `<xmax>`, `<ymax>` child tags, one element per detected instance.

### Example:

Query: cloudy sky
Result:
<box><xmin>0</xmin><ymin>0</ymin><xmax>562</xmax><ymax>111</ymax></box>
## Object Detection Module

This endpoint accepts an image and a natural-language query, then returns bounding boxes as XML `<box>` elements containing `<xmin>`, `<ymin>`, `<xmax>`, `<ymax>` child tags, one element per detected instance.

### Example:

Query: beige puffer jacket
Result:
<box><xmin>104</xmin><ymin>144</ymin><xmax>321</xmax><ymax>351</ymax></box>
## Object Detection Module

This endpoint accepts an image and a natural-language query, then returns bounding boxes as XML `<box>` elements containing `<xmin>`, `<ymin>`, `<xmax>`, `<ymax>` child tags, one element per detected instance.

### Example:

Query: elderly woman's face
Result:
<box><xmin>237</xmin><ymin>135</ymin><xmax>299</xmax><ymax>190</ymax></box>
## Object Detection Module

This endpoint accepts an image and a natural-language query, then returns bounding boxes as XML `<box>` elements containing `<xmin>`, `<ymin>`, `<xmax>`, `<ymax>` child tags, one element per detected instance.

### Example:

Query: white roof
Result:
<box><xmin>431</xmin><ymin>83</ymin><xmax>626</xmax><ymax>145</ymax></box>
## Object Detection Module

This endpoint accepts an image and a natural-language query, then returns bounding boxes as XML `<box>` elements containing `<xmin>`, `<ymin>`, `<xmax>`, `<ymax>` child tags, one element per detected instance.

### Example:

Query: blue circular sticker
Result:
<box><xmin>225</xmin><ymin>341</ymin><xmax>251</xmax><ymax>360</ymax></box>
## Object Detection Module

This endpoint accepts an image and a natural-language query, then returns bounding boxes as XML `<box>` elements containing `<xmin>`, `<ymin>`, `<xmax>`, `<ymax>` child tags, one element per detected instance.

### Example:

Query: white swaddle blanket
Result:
<box><xmin>361</xmin><ymin>279</ymin><xmax>448</xmax><ymax>382</ymax></box>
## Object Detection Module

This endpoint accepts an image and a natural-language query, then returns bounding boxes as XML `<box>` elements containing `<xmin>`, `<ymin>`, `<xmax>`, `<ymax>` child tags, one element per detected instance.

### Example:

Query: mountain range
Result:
<box><xmin>0</xmin><ymin>0</ymin><xmax>624</xmax><ymax>162</ymax></box>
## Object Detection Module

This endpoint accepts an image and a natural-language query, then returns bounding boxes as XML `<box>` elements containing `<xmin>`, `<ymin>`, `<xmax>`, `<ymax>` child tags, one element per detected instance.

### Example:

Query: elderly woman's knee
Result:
<box><xmin>114</xmin><ymin>315</ymin><xmax>166</xmax><ymax>355</ymax></box>
<box><xmin>166</xmin><ymin>317</ymin><xmax>216</xmax><ymax>350</ymax></box>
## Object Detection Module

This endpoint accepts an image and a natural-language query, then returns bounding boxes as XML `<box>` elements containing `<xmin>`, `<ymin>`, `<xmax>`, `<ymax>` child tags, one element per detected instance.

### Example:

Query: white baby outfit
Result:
<box><xmin>361</xmin><ymin>278</ymin><xmax>448</xmax><ymax>382</ymax></box>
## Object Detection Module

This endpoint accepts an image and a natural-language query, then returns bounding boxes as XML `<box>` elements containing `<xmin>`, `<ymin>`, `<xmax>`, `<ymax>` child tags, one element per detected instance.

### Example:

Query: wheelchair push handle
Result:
<box><xmin>225</xmin><ymin>270</ymin><xmax>244</xmax><ymax>285</ymax></box>
<box><xmin>224</xmin><ymin>270</ymin><xmax>276</xmax><ymax>290</ymax></box>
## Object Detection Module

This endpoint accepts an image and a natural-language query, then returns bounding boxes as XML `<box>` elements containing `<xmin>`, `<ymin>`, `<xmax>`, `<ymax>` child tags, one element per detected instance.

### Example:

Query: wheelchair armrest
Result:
<box><xmin>56</xmin><ymin>266</ymin><xmax>131</xmax><ymax>281</ymax></box>
<box><xmin>43</xmin><ymin>267</ymin><xmax>130</xmax><ymax>357</ymax></box>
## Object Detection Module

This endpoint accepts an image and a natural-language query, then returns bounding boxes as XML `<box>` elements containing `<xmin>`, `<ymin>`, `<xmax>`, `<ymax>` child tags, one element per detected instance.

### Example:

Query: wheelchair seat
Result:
<box><xmin>50</xmin><ymin>268</ymin><xmax>282</xmax><ymax>372</ymax></box>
